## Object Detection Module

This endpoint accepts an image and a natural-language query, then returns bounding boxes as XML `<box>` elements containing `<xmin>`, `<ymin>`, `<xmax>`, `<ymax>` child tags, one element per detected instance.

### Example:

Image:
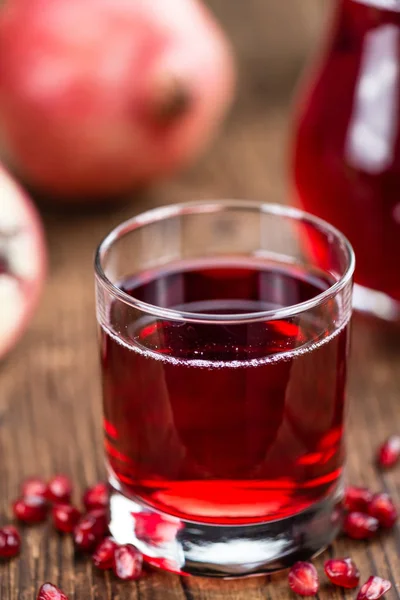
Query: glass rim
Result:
<box><xmin>95</xmin><ymin>200</ymin><xmax>355</xmax><ymax>324</ymax></box>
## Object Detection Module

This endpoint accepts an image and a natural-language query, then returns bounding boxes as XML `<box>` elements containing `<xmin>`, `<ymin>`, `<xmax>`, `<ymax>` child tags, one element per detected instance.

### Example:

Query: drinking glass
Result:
<box><xmin>95</xmin><ymin>200</ymin><xmax>355</xmax><ymax>577</ymax></box>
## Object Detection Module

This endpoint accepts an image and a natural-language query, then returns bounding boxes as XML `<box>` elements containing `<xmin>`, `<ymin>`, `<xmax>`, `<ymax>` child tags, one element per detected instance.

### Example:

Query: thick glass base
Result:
<box><xmin>353</xmin><ymin>284</ymin><xmax>400</xmax><ymax>322</ymax></box>
<box><xmin>108</xmin><ymin>481</ymin><xmax>344</xmax><ymax>578</ymax></box>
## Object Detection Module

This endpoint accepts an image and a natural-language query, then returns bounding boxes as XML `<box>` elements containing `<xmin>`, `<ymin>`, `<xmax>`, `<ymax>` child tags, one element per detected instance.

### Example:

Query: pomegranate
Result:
<box><xmin>357</xmin><ymin>576</ymin><xmax>392</xmax><ymax>600</ymax></box>
<box><xmin>0</xmin><ymin>0</ymin><xmax>235</xmax><ymax>202</ymax></box>
<box><xmin>324</xmin><ymin>557</ymin><xmax>360</xmax><ymax>589</ymax></box>
<box><xmin>288</xmin><ymin>562</ymin><xmax>319</xmax><ymax>596</ymax></box>
<box><xmin>37</xmin><ymin>583</ymin><xmax>69</xmax><ymax>600</ymax></box>
<box><xmin>0</xmin><ymin>166</ymin><xmax>45</xmax><ymax>358</ymax></box>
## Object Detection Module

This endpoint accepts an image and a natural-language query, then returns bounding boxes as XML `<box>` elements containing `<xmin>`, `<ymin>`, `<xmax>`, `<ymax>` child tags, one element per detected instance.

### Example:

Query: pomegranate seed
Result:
<box><xmin>90</xmin><ymin>507</ymin><xmax>108</xmax><ymax>523</ymax></box>
<box><xmin>83</xmin><ymin>482</ymin><xmax>109</xmax><ymax>511</ymax></box>
<box><xmin>13</xmin><ymin>496</ymin><xmax>49</xmax><ymax>524</ymax></box>
<box><xmin>37</xmin><ymin>582</ymin><xmax>69</xmax><ymax>600</ymax></box>
<box><xmin>113</xmin><ymin>544</ymin><xmax>143</xmax><ymax>581</ymax></box>
<box><xmin>135</xmin><ymin>512</ymin><xmax>182</xmax><ymax>544</ymax></box>
<box><xmin>368</xmin><ymin>493</ymin><xmax>398</xmax><ymax>529</ymax></box>
<box><xmin>47</xmin><ymin>475</ymin><xmax>72</xmax><ymax>504</ymax></box>
<box><xmin>73</xmin><ymin>509</ymin><xmax>108</xmax><ymax>552</ymax></box>
<box><xmin>288</xmin><ymin>561</ymin><xmax>319</xmax><ymax>596</ymax></box>
<box><xmin>22</xmin><ymin>478</ymin><xmax>48</xmax><ymax>499</ymax></box>
<box><xmin>92</xmin><ymin>537</ymin><xmax>118</xmax><ymax>570</ymax></box>
<box><xmin>344</xmin><ymin>486</ymin><xmax>373</xmax><ymax>513</ymax></box>
<box><xmin>0</xmin><ymin>525</ymin><xmax>21</xmax><ymax>558</ymax></box>
<box><xmin>324</xmin><ymin>557</ymin><xmax>360</xmax><ymax>588</ymax></box>
<box><xmin>357</xmin><ymin>576</ymin><xmax>392</xmax><ymax>599</ymax></box>
<box><xmin>377</xmin><ymin>435</ymin><xmax>400</xmax><ymax>469</ymax></box>
<box><xmin>343</xmin><ymin>511</ymin><xmax>379</xmax><ymax>540</ymax></box>
<box><xmin>52</xmin><ymin>504</ymin><xmax>81</xmax><ymax>533</ymax></box>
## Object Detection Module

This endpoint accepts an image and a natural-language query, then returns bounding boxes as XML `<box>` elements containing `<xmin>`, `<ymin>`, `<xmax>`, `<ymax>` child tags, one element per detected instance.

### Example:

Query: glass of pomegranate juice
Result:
<box><xmin>95</xmin><ymin>200</ymin><xmax>355</xmax><ymax>577</ymax></box>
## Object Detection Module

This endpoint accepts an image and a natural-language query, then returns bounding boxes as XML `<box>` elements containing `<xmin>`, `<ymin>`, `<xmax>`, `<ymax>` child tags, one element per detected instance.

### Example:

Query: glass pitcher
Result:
<box><xmin>292</xmin><ymin>0</ymin><xmax>400</xmax><ymax>320</ymax></box>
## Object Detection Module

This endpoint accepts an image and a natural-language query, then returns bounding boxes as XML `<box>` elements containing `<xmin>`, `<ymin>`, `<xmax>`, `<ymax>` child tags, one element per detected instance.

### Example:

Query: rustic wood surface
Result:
<box><xmin>2</xmin><ymin>0</ymin><xmax>400</xmax><ymax>598</ymax></box>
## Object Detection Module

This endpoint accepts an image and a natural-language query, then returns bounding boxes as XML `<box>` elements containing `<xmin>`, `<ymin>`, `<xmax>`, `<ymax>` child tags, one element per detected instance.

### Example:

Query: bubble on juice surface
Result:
<box><xmin>101</xmin><ymin>312</ymin><xmax>350</xmax><ymax>370</ymax></box>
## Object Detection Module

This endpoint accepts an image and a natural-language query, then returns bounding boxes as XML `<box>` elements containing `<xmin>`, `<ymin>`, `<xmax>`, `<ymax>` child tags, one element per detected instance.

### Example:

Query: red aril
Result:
<box><xmin>343</xmin><ymin>512</ymin><xmax>379</xmax><ymax>540</ymax></box>
<box><xmin>324</xmin><ymin>557</ymin><xmax>360</xmax><ymax>588</ymax></box>
<box><xmin>0</xmin><ymin>166</ymin><xmax>46</xmax><ymax>359</ymax></box>
<box><xmin>368</xmin><ymin>493</ymin><xmax>398</xmax><ymax>529</ymax></box>
<box><xmin>92</xmin><ymin>537</ymin><xmax>117</xmax><ymax>570</ymax></box>
<box><xmin>13</xmin><ymin>496</ymin><xmax>49</xmax><ymax>524</ymax></box>
<box><xmin>378</xmin><ymin>436</ymin><xmax>400</xmax><ymax>469</ymax></box>
<box><xmin>134</xmin><ymin>512</ymin><xmax>182</xmax><ymax>544</ymax></box>
<box><xmin>0</xmin><ymin>525</ymin><xmax>21</xmax><ymax>558</ymax></box>
<box><xmin>73</xmin><ymin>510</ymin><xmax>108</xmax><ymax>552</ymax></box>
<box><xmin>47</xmin><ymin>475</ymin><xmax>72</xmax><ymax>504</ymax></box>
<box><xmin>344</xmin><ymin>486</ymin><xmax>373</xmax><ymax>513</ymax></box>
<box><xmin>22</xmin><ymin>478</ymin><xmax>48</xmax><ymax>500</ymax></box>
<box><xmin>288</xmin><ymin>562</ymin><xmax>319</xmax><ymax>596</ymax></box>
<box><xmin>52</xmin><ymin>504</ymin><xmax>81</xmax><ymax>533</ymax></box>
<box><xmin>357</xmin><ymin>576</ymin><xmax>392</xmax><ymax>600</ymax></box>
<box><xmin>37</xmin><ymin>582</ymin><xmax>69</xmax><ymax>600</ymax></box>
<box><xmin>0</xmin><ymin>0</ymin><xmax>235</xmax><ymax>202</ymax></box>
<box><xmin>83</xmin><ymin>482</ymin><xmax>108</xmax><ymax>511</ymax></box>
<box><xmin>89</xmin><ymin>507</ymin><xmax>108</xmax><ymax>522</ymax></box>
<box><xmin>113</xmin><ymin>544</ymin><xmax>143</xmax><ymax>581</ymax></box>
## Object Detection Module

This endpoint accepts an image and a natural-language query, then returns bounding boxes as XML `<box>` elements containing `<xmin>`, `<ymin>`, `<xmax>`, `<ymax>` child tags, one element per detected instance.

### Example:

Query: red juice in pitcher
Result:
<box><xmin>293</xmin><ymin>0</ymin><xmax>400</xmax><ymax>316</ymax></box>
<box><xmin>100</xmin><ymin>259</ymin><xmax>349</xmax><ymax>525</ymax></box>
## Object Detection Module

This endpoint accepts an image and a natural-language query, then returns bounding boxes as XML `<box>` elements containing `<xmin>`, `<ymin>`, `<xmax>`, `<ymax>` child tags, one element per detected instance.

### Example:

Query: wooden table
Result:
<box><xmin>1</xmin><ymin>1</ymin><xmax>400</xmax><ymax>597</ymax></box>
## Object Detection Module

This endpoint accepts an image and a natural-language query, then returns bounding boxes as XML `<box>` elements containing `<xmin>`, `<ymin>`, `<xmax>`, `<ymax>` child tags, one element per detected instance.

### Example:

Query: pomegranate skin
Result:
<box><xmin>0</xmin><ymin>0</ymin><xmax>235</xmax><ymax>202</ymax></box>
<box><xmin>0</xmin><ymin>165</ymin><xmax>46</xmax><ymax>359</ymax></box>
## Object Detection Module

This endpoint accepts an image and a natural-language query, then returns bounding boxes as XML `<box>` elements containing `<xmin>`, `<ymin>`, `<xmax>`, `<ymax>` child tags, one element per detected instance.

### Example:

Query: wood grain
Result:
<box><xmin>1</xmin><ymin>0</ymin><xmax>400</xmax><ymax>598</ymax></box>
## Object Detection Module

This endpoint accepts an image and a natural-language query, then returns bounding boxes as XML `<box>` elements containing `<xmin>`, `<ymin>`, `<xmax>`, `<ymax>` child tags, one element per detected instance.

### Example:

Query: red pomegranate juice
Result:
<box><xmin>100</xmin><ymin>259</ymin><xmax>349</xmax><ymax>525</ymax></box>
<box><xmin>293</xmin><ymin>0</ymin><xmax>400</xmax><ymax>300</ymax></box>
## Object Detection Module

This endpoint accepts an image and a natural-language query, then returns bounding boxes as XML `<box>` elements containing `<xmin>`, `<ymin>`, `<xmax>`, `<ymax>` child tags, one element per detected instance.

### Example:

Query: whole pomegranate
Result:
<box><xmin>0</xmin><ymin>166</ymin><xmax>46</xmax><ymax>358</ymax></box>
<box><xmin>0</xmin><ymin>0</ymin><xmax>235</xmax><ymax>202</ymax></box>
